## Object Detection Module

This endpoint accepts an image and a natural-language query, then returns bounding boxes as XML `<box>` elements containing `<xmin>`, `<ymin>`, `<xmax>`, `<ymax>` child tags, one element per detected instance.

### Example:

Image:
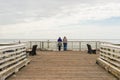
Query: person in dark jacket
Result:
<box><xmin>57</xmin><ymin>37</ymin><xmax>62</xmax><ymax>51</ymax></box>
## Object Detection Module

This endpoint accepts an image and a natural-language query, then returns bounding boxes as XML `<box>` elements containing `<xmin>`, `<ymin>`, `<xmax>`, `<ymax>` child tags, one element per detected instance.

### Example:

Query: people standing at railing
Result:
<box><xmin>63</xmin><ymin>36</ymin><xmax>67</xmax><ymax>51</ymax></box>
<box><xmin>57</xmin><ymin>37</ymin><xmax>62</xmax><ymax>51</ymax></box>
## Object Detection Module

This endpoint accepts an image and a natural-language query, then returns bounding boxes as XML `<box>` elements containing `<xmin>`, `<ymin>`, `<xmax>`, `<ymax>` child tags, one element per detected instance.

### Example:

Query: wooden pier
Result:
<box><xmin>7</xmin><ymin>51</ymin><xmax>117</xmax><ymax>80</ymax></box>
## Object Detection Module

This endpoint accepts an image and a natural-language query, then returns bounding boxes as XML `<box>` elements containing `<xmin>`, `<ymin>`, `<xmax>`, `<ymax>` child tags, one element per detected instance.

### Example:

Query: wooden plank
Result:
<box><xmin>7</xmin><ymin>51</ymin><xmax>117</xmax><ymax>80</ymax></box>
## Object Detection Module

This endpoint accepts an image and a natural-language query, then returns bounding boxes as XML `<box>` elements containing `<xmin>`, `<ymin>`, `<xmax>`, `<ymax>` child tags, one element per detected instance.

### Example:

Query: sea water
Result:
<box><xmin>0</xmin><ymin>39</ymin><xmax>120</xmax><ymax>43</ymax></box>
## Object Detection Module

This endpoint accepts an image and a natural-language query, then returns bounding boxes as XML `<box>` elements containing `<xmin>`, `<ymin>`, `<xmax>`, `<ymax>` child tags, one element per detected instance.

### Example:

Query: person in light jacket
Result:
<box><xmin>63</xmin><ymin>36</ymin><xmax>67</xmax><ymax>51</ymax></box>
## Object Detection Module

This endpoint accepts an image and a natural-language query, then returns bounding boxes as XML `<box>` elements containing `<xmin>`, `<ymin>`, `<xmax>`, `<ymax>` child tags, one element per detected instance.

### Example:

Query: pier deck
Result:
<box><xmin>7</xmin><ymin>51</ymin><xmax>117</xmax><ymax>80</ymax></box>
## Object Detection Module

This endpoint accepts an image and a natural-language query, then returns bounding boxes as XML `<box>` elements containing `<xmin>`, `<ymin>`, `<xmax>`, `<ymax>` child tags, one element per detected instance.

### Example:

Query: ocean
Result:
<box><xmin>0</xmin><ymin>39</ymin><xmax>120</xmax><ymax>43</ymax></box>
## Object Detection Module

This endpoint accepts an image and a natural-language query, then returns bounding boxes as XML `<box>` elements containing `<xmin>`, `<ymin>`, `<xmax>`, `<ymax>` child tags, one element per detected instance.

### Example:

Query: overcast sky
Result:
<box><xmin>0</xmin><ymin>0</ymin><xmax>120</xmax><ymax>39</ymax></box>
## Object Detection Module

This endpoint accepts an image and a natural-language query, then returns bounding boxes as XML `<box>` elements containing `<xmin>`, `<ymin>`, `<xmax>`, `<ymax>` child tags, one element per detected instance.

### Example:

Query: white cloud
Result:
<box><xmin>0</xmin><ymin>2</ymin><xmax>120</xmax><ymax>39</ymax></box>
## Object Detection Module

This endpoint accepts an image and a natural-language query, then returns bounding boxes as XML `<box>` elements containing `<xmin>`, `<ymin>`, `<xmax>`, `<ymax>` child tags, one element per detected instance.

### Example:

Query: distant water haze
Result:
<box><xmin>0</xmin><ymin>39</ymin><xmax>120</xmax><ymax>44</ymax></box>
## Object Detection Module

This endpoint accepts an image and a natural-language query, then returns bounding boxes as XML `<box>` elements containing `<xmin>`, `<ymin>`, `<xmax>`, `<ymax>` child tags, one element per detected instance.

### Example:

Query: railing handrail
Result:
<box><xmin>0</xmin><ymin>44</ymin><xmax>29</xmax><ymax>80</ymax></box>
<box><xmin>97</xmin><ymin>43</ymin><xmax>120</xmax><ymax>79</ymax></box>
<box><xmin>26</xmin><ymin>41</ymin><xmax>100</xmax><ymax>51</ymax></box>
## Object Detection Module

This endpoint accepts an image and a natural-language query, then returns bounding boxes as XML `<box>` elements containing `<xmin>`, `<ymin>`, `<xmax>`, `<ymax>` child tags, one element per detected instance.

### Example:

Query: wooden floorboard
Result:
<box><xmin>7</xmin><ymin>51</ymin><xmax>117</xmax><ymax>80</ymax></box>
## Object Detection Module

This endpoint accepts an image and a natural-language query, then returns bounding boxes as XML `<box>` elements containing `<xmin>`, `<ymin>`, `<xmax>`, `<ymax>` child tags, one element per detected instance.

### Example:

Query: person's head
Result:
<box><xmin>59</xmin><ymin>37</ymin><xmax>61</xmax><ymax>39</ymax></box>
<box><xmin>64</xmin><ymin>36</ymin><xmax>66</xmax><ymax>39</ymax></box>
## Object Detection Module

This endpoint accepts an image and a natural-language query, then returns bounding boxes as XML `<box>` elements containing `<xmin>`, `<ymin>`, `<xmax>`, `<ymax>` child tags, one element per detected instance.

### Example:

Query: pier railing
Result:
<box><xmin>26</xmin><ymin>41</ymin><xmax>100</xmax><ymax>51</ymax></box>
<box><xmin>96</xmin><ymin>43</ymin><xmax>120</xmax><ymax>79</ymax></box>
<box><xmin>0</xmin><ymin>44</ymin><xmax>29</xmax><ymax>80</ymax></box>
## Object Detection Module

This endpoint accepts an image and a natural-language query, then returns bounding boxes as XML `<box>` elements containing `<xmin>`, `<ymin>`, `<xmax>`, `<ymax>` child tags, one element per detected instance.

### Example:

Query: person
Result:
<box><xmin>57</xmin><ymin>37</ymin><xmax>62</xmax><ymax>51</ymax></box>
<box><xmin>63</xmin><ymin>36</ymin><xmax>67</xmax><ymax>51</ymax></box>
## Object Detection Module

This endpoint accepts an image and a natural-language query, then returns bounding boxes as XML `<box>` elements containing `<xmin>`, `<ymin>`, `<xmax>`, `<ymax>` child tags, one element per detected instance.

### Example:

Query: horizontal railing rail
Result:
<box><xmin>25</xmin><ymin>41</ymin><xmax>101</xmax><ymax>51</ymax></box>
<box><xmin>96</xmin><ymin>43</ymin><xmax>120</xmax><ymax>79</ymax></box>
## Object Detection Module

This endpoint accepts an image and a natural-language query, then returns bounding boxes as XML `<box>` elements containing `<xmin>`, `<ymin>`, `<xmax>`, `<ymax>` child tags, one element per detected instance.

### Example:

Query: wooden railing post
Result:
<box><xmin>42</xmin><ymin>42</ymin><xmax>44</xmax><ymax>50</ymax></box>
<box><xmin>30</xmin><ymin>41</ymin><xmax>32</xmax><ymax>49</ymax></box>
<box><xmin>79</xmin><ymin>41</ymin><xmax>81</xmax><ymax>51</ymax></box>
<box><xmin>96</xmin><ymin>41</ymin><xmax>97</xmax><ymax>50</ymax></box>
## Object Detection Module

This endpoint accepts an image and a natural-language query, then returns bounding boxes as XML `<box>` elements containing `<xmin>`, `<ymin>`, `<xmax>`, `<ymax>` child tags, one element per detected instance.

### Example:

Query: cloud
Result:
<box><xmin>33</xmin><ymin>3</ymin><xmax>120</xmax><ymax>27</ymax></box>
<box><xmin>0</xmin><ymin>1</ymin><xmax>120</xmax><ymax>39</ymax></box>
<box><xmin>0</xmin><ymin>0</ymin><xmax>120</xmax><ymax>25</ymax></box>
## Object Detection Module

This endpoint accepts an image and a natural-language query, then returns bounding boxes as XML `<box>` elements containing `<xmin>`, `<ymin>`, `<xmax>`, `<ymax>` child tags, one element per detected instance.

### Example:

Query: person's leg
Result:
<box><xmin>65</xmin><ymin>43</ymin><xmax>67</xmax><ymax>50</ymax></box>
<box><xmin>60</xmin><ymin>46</ymin><xmax>61</xmax><ymax>51</ymax></box>
<box><xmin>59</xmin><ymin>46</ymin><xmax>62</xmax><ymax>51</ymax></box>
<box><xmin>64</xmin><ymin>43</ymin><xmax>67</xmax><ymax>51</ymax></box>
<box><xmin>58</xmin><ymin>46</ymin><xmax>60</xmax><ymax>51</ymax></box>
<box><xmin>63</xmin><ymin>43</ymin><xmax>65</xmax><ymax>51</ymax></box>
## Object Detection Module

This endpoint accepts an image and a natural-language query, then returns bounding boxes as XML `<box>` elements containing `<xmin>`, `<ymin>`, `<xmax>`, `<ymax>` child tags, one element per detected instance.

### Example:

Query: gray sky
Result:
<box><xmin>0</xmin><ymin>0</ymin><xmax>120</xmax><ymax>39</ymax></box>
